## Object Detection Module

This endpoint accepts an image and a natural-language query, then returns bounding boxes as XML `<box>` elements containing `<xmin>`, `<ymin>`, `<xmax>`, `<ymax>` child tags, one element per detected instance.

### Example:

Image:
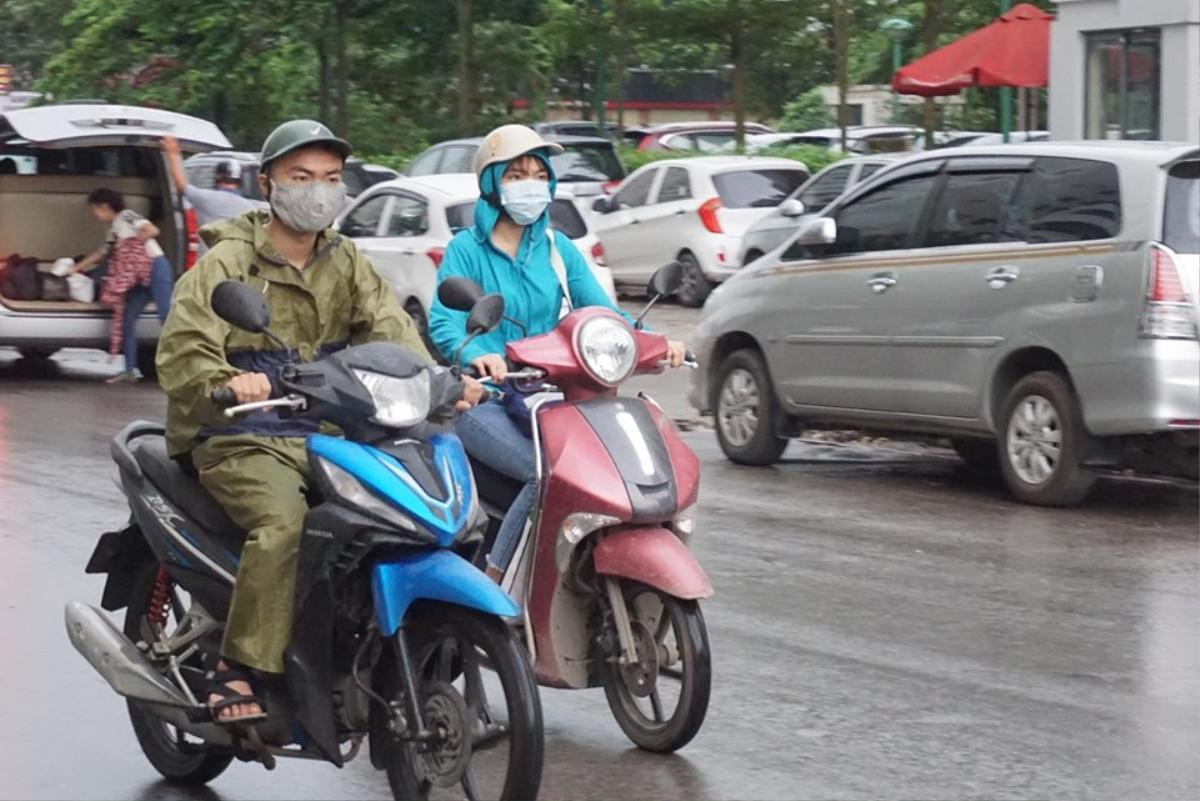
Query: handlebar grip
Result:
<box><xmin>684</xmin><ymin>351</ymin><xmax>696</xmax><ymax>363</ymax></box>
<box><xmin>210</xmin><ymin>387</ymin><xmax>238</xmax><ymax>408</ymax></box>
<box><xmin>461</xmin><ymin>365</ymin><xmax>482</xmax><ymax>379</ymax></box>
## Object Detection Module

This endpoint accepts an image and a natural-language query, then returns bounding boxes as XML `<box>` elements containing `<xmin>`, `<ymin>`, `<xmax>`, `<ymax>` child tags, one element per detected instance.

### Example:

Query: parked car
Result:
<box><xmin>935</xmin><ymin>131</ymin><xmax>1050</xmax><ymax>149</ymax></box>
<box><xmin>592</xmin><ymin>156</ymin><xmax>810</xmax><ymax>306</ymax></box>
<box><xmin>405</xmin><ymin>135</ymin><xmax>626</xmax><ymax>197</ymax></box>
<box><xmin>776</xmin><ymin>126</ymin><xmax>919</xmax><ymax>154</ymax></box>
<box><xmin>184</xmin><ymin>151</ymin><xmax>397</xmax><ymax>204</ymax></box>
<box><xmin>634</xmin><ymin>121</ymin><xmax>774</xmax><ymax>152</ymax></box>
<box><xmin>690</xmin><ymin>142</ymin><xmax>1200</xmax><ymax>505</ymax></box>
<box><xmin>738</xmin><ymin>155</ymin><xmax>900</xmax><ymax>267</ymax></box>
<box><xmin>335</xmin><ymin>173</ymin><xmax>615</xmax><ymax>349</ymax></box>
<box><xmin>0</xmin><ymin>103</ymin><xmax>231</xmax><ymax>372</ymax></box>
<box><xmin>530</xmin><ymin>121</ymin><xmax>616</xmax><ymax>138</ymax></box>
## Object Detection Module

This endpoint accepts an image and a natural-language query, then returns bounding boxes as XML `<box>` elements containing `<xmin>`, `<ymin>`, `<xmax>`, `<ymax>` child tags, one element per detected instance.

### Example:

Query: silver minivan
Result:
<box><xmin>0</xmin><ymin>104</ymin><xmax>230</xmax><ymax>373</ymax></box>
<box><xmin>689</xmin><ymin>142</ymin><xmax>1200</xmax><ymax>505</ymax></box>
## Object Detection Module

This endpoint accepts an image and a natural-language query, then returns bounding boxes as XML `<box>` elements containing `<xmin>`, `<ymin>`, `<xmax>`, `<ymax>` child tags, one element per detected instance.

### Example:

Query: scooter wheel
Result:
<box><xmin>124</xmin><ymin>562</ymin><xmax>234</xmax><ymax>784</ymax></box>
<box><xmin>602</xmin><ymin>581</ymin><xmax>712</xmax><ymax>752</ymax></box>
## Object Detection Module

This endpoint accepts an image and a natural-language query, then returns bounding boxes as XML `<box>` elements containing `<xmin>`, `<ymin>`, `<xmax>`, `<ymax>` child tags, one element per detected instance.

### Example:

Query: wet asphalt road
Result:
<box><xmin>1</xmin><ymin>346</ymin><xmax>1197</xmax><ymax>801</ymax></box>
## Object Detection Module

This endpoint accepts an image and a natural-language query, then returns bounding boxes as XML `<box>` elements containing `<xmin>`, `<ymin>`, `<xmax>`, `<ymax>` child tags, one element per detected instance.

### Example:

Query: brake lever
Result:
<box><xmin>223</xmin><ymin>395</ymin><xmax>306</xmax><ymax>419</ymax></box>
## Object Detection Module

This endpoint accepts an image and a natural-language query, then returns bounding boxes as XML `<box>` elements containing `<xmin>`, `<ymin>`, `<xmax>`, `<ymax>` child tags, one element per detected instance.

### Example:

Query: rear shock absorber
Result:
<box><xmin>147</xmin><ymin>565</ymin><xmax>172</xmax><ymax>630</ymax></box>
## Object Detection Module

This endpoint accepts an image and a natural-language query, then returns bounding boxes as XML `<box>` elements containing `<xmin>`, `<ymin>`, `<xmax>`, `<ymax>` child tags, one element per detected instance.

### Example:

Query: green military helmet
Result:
<box><xmin>259</xmin><ymin>119</ymin><xmax>352</xmax><ymax>168</ymax></box>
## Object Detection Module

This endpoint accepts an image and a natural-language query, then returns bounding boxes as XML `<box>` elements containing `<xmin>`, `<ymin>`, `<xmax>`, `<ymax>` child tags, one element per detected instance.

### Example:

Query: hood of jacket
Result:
<box><xmin>471</xmin><ymin>152</ymin><xmax>559</xmax><ymax>250</ymax></box>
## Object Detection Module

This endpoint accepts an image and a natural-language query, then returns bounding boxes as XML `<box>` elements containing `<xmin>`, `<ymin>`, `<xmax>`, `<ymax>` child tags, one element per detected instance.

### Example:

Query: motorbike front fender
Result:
<box><xmin>371</xmin><ymin>550</ymin><xmax>520</xmax><ymax>636</ymax></box>
<box><xmin>592</xmin><ymin>526</ymin><xmax>714</xmax><ymax>600</ymax></box>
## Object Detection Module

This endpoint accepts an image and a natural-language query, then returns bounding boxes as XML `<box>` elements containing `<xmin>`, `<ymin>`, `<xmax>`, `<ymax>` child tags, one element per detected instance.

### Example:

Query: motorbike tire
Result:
<box><xmin>378</xmin><ymin>605</ymin><xmax>543</xmax><ymax>801</ymax></box>
<box><xmin>123</xmin><ymin>563</ymin><xmax>233</xmax><ymax>785</ymax></box>
<box><xmin>602</xmin><ymin>581</ymin><xmax>712</xmax><ymax>753</ymax></box>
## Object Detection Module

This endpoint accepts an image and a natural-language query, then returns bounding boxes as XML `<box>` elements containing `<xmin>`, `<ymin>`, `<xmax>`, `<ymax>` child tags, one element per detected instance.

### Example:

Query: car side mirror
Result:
<box><xmin>779</xmin><ymin>198</ymin><xmax>806</xmax><ymax>217</ymax></box>
<box><xmin>794</xmin><ymin>217</ymin><xmax>837</xmax><ymax>246</ymax></box>
<box><xmin>592</xmin><ymin>197</ymin><xmax>612</xmax><ymax>214</ymax></box>
<box><xmin>647</xmin><ymin>262</ymin><xmax>683</xmax><ymax>299</ymax></box>
<box><xmin>212</xmin><ymin>280</ymin><xmax>270</xmax><ymax>333</ymax></box>
<box><xmin>437</xmin><ymin>277</ymin><xmax>485</xmax><ymax>312</ymax></box>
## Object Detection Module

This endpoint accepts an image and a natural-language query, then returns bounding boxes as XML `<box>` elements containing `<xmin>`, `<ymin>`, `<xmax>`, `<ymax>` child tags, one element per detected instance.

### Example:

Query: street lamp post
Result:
<box><xmin>880</xmin><ymin>17</ymin><xmax>914</xmax><ymax>123</ymax></box>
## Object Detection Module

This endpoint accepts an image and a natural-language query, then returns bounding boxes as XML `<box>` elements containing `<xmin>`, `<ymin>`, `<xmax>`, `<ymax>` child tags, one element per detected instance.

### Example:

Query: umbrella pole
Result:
<box><xmin>999</xmin><ymin>0</ymin><xmax>1011</xmax><ymax>142</ymax></box>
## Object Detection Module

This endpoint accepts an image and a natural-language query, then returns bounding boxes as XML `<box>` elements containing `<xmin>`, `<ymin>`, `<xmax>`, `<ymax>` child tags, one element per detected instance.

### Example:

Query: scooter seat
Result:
<box><xmin>130</xmin><ymin>436</ymin><xmax>247</xmax><ymax>548</ymax></box>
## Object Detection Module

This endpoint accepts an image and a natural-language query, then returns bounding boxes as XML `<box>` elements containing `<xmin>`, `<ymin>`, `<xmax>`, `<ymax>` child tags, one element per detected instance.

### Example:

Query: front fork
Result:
<box><xmin>389</xmin><ymin>626</ymin><xmax>429</xmax><ymax>739</ymax></box>
<box><xmin>605</xmin><ymin>577</ymin><xmax>640</xmax><ymax>667</ymax></box>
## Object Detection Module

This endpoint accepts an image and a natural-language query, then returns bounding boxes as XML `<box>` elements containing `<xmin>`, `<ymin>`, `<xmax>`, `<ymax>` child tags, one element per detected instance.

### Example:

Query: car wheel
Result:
<box><xmin>17</xmin><ymin>346</ymin><xmax>57</xmax><ymax>361</ymax></box>
<box><xmin>998</xmin><ymin>371</ymin><xmax>1096</xmax><ymax>506</ymax></box>
<box><xmin>676</xmin><ymin>253</ymin><xmax>711</xmax><ymax>308</ymax></box>
<box><xmin>404</xmin><ymin>299</ymin><xmax>438</xmax><ymax>362</ymax></box>
<box><xmin>715</xmin><ymin>348</ymin><xmax>788</xmax><ymax>465</ymax></box>
<box><xmin>137</xmin><ymin>344</ymin><xmax>159</xmax><ymax>381</ymax></box>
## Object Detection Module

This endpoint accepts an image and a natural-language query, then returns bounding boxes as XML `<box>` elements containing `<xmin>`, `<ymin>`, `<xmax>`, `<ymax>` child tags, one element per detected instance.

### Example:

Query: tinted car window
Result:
<box><xmin>549</xmin><ymin>199</ymin><xmax>587</xmax><ymax>239</ymax></box>
<box><xmin>445</xmin><ymin>201</ymin><xmax>474</xmax><ymax>233</ymax></box>
<box><xmin>656</xmin><ymin>167</ymin><xmax>692</xmax><ymax>203</ymax></box>
<box><xmin>407</xmin><ymin>149</ymin><xmax>442</xmax><ymax>177</ymax></box>
<box><xmin>1010</xmin><ymin>157</ymin><xmax>1121</xmax><ymax>242</ymax></box>
<box><xmin>613</xmin><ymin>168</ymin><xmax>657</xmax><ymax>209</ymax></box>
<box><xmin>185</xmin><ymin>161</ymin><xmax>217</xmax><ymax>189</ymax></box>
<box><xmin>713</xmin><ymin>169</ymin><xmax>807</xmax><ymax>209</ymax></box>
<box><xmin>799</xmin><ymin>165</ymin><xmax>852</xmax><ymax>210</ymax></box>
<box><xmin>1163</xmin><ymin>160</ymin><xmax>1199</xmax><ymax>254</ymax></box>
<box><xmin>551</xmin><ymin>142</ymin><xmax>624</xmax><ymax>182</ymax></box>
<box><xmin>340</xmin><ymin>194</ymin><xmax>388</xmax><ymax>237</ymax></box>
<box><xmin>440</xmin><ymin>146</ymin><xmax>477</xmax><ymax>174</ymax></box>
<box><xmin>3</xmin><ymin>145</ymin><xmax>158</xmax><ymax>177</ymax></box>
<box><xmin>694</xmin><ymin>132</ymin><xmax>734</xmax><ymax>152</ymax></box>
<box><xmin>341</xmin><ymin>163</ymin><xmax>370</xmax><ymax>197</ymax></box>
<box><xmin>857</xmin><ymin>163</ymin><xmax>885</xmax><ymax>182</ymax></box>
<box><xmin>385</xmin><ymin>195</ymin><xmax>429</xmax><ymax>237</ymax></box>
<box><xmin>829</xmin><ymin>175</ymin><xmax>939</xmax><ymax>254</ymax></box>
<box><xmin>924</xmin><ymin>171</ymin><xmax>1024</xmax><ymax>247</ymax></box>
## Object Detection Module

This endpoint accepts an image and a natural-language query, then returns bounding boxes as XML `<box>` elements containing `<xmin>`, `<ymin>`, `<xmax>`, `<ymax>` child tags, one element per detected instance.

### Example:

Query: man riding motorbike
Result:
<box><xmin>428</xmin><ymin>124</ymin><xmax>686</xmax><ymax>583</ymax></box>
<box><xmin>156</xmin><ymin>120</ymin><xmax>484</xmax><ymax>726</ymax></box>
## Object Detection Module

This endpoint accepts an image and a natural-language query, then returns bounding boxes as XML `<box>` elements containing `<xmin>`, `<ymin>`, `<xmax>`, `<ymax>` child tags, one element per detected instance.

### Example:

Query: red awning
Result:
<box><xmin>892</xmin><ymin>4</ymin><xmax>1054</xmax><ymax>97</ymax></box>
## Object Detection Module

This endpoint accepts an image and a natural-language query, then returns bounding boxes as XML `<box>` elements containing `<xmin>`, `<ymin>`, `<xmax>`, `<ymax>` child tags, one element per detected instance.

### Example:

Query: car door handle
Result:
<box><xmin>674</xmin><ymin>209</ymin><xmax>687</xmax><ymax>216</ymax></box>
<box><xmin>986</xmin><ymin>266</ymin><xmax>1020</xmax><ymax>288</ymax></box>
<box><xmin>867</xmin><ymin>272</ymin><xmax>897</xmax><ymax>293</ymax></box>
<box><xmin>630</xmin><ymin>219</ymin><xmax>640</xmax><ymax>225</ymax></box>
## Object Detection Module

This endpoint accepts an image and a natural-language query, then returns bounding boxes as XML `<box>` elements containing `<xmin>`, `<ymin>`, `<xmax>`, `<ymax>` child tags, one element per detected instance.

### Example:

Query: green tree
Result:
<box><xmin>779</xmin><ymin>87</ymin><xmax>833</xmax><ymax>131</ymax></box>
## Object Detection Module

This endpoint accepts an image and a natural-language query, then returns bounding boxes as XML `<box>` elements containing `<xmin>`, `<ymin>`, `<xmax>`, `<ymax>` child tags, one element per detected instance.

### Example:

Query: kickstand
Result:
<box><xmin>237</xmin><ymin>724</ymin><xmax>277</xmax><ymax>771</ymax></box>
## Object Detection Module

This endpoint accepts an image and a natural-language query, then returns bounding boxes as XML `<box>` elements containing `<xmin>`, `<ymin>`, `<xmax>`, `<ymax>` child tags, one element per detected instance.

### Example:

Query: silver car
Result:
<box><xmin>689</xmin><ymin>142</ymin><xmax>1200</xmax><ymax>506</ymax></box>
<box><xmin>739</xmin><ymin>156</ymin><xmax>898</xmax><ymax>267</ymax></box>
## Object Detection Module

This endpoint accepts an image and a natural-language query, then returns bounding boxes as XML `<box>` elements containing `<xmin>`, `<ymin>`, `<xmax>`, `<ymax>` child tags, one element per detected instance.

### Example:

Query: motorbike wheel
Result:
<box><xmin>602</xmin><ymin>581</ymin><xmax>712</xmax><ymax>753</ymax></box>
<box><xmin>123</xmin><ymin>563</ymin><xmax>233</xmax><ymax>785</ymax></box>
<box><xmin>377</xmin><ymin>605</ymin><xmax>543</xmax><ymax>801</ymax></box>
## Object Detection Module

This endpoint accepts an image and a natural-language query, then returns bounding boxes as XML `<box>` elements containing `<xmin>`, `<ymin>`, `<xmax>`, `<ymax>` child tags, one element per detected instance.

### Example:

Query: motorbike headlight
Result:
<box><xmin>353</xmin><ymin>369</ymin><xmax>431</xmax><ymax>428</ymax></box>
<box><xmin>575</xmin><ymin>316</ymin><xmax>638</xmax><ymax>386</ymax></box>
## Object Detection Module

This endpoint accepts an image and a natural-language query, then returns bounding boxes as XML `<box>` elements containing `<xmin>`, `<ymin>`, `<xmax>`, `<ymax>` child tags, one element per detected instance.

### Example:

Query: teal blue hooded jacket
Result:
<box><xmin>429</xmin><ymin>154</ymin><xmax>630</xmax><ymax>366</ymax></box>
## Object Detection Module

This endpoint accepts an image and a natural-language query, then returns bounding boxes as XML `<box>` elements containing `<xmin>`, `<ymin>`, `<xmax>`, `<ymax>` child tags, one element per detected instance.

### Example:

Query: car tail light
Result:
<box><xmin>184</xmin><ymin>207</ymin><xmax>200</xmax><ymax>270</ymax></box>
<box><xmin>602</xmin><ymin>180</ymin><xmax>621</xmax><ymax>194</ymax></box>
<box><xmin>427</xmin><ymin>247</ymin><xmax>445</xmax><ymax>268</ymax></box>
<box><xmin>698</xmin><ymin>197</ymin><xmax>723</xmax><ymax>234</ymax></box>
<box><xmin>591</xmin><ymin>241</ymin><xmax>607</xmax><ymax>267</ymax></box>
<box><xmin>1140</xmin><ymin>244</ymin><xmax>1197</xmax><ymax>339</ymax></box>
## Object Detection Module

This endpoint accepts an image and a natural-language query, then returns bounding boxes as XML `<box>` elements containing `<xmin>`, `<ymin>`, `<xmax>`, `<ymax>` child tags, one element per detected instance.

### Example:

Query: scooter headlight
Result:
<box><xmin>353</xmin><ymin>369</ymin><xmax>431</xmax><ymax>428</ymax></box>
<box><xmin>575</xmin><ymin>316</ymin><xmax>638</xmax><ymax>386</ymax></box>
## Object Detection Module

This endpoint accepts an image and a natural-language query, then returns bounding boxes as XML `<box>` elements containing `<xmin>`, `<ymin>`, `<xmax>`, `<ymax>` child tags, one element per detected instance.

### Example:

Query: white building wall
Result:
<box><xmin>1050</xmin><ymin>0</ymin><xmax>1200</xmax><ymax>142</ymax></box>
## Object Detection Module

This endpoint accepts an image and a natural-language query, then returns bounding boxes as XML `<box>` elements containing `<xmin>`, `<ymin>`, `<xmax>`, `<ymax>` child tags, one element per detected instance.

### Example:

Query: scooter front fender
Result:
<box><xmin>371</xmin><ymin>550</ymin><xmax>520</xmax><ymax>637</ymax></box>
<box><xmin>592</xmin><ymin>526</ymin><xmax>714</xmax><ymax>600</ymax></box>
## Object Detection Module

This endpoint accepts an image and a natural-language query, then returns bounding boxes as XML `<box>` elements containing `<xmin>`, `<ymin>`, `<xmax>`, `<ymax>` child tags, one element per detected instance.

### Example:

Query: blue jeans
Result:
<box><xmin>122</xmin><ymin>256</ymin><xmax>174</xmax><ymax>371</ymax></box>
<box><xmin>455</xmin><ymin>401</ymin><xmax>536</xmax><ymax>572</ymax></box>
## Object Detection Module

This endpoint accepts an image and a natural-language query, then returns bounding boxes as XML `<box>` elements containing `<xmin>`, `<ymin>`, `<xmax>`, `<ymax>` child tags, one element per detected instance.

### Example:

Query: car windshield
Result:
<box><xmin>551</xmin><ymin>143</ymin><xmax>624</xmax><ymax>182</ymax></box>
<box><xmin>1163</xmin><ymin>160</ymin><xmax>1199</xmax><ymax>254</ymax></box>
<box><xmin>548</xmin><ymin>198</ymin><xmax>587</xmax><ymax>239</ymax></box>
<box><xmin>713</xmin><ymin>169</ymin><xmax>808</xmax><ymax>208</ymax></box>
<box><xmin>445</xmin><ymin>201</ymin><xmax>474</xmax><ymax>233</ymax></box>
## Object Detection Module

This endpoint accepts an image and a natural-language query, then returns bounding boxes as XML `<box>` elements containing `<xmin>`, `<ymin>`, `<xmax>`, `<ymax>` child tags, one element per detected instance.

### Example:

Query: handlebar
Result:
<box><xmin>210</xmin><ymin>387</ymin><xmax>238</xmax><ymax>408</ymax></box>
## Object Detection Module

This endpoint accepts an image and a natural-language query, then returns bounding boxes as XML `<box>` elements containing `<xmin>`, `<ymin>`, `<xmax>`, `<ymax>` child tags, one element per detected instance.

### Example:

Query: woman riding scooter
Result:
<box><xmin>429</xmin><ymin>125</ymin><xmax>687</xmax><ymax>582</ymax></box>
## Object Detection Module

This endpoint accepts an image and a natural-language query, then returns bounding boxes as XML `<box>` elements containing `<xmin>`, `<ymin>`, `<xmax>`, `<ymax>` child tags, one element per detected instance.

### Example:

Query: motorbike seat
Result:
<box><xmin>129</xmin><ymin>435</ymin><xmax>247</xmax><ymax>549</ymax></box>
<box><xmin>467</xmin><ymin>456</ymin><xmax>525</xmax><ymax>513</ymax></box>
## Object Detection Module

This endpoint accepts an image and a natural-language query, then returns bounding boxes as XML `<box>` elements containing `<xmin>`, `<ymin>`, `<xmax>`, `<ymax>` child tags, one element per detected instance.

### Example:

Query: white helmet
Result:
<box><xmin>473</xmin><ymin>124</ymin><xmax>563</xmax><ymax>178</ymax></box>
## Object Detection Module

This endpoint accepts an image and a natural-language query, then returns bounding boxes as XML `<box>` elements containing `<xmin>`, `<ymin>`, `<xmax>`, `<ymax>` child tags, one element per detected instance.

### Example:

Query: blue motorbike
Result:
<box><xmin>66</xmin><ymin>280</ymin><xmax>543</xmax><ymax>800</ymax></box>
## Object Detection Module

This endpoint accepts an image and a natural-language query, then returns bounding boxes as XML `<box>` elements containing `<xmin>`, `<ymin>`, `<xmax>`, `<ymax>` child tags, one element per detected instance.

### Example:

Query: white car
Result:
<box><xmin>592</xmin><ymin>156</ymin><xmax>810</xmax><ymax>306</ymax></box>
<box><xmin>336</xmin><ymin>174</ymin><xmax>615</xmax><ymax>346</ymax></box>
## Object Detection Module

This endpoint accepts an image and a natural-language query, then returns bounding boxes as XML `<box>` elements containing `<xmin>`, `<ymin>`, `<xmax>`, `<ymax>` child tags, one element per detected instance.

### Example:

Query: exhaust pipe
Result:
<box><xmin>65</xmin><ymin>601</ymin><xmax>193</xmax><ymax>708</ymax></box>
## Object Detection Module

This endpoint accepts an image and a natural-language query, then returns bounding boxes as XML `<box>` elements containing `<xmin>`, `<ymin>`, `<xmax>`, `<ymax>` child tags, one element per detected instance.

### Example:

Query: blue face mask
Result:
<box><xmin>500</xmin><ymin>179</ymin><xmax>551</xmax><ymax>225</ymax></box>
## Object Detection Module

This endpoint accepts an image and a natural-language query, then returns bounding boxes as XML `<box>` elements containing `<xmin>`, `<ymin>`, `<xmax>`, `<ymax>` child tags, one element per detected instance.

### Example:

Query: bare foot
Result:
<box><xmin>207</xmin><ymin>659</ymin><xmax>263</xmax><ymax>722</ymax></box>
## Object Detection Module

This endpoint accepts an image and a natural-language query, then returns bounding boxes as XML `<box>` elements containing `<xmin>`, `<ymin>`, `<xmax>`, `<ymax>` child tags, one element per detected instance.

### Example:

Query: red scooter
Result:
<box><xmin>438</xmin><ymin>265</ymin><xmax>713</xmax><ymax>753</ymax></box>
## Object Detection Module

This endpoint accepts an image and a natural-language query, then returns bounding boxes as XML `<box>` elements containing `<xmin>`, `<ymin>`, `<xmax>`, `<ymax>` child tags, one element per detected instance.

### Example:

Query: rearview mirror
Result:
<box><xmin>647</xmin><ymin>262</ymin><xmax>684</xmax><ymax>299</ymax></box>
<box><xmin>793</xmin><ymin>217</ymin><xmax>837</xmax><ymax>247</ymax></box>
<box><xmin>437</xmin><ymin>277</ymin><xmax>485</xmax><ymax>312</ymax></box>
<box><xmin>211</xmin><ymin>280</ymin><xmax>270</xmax><ymax>333</ymax></box>
<box><xmin>467</xmin><ymin>294</ymin><xmax>506</xmax><ymax>335</ymax></box>
<box><xmin>591</xmin><ymin>197</ymin><xmax>612</xmax><ymax>214</ymax></box>
<box><xmin>779</xmin><ymin>198</ymin><xmax>806</xmax><ymax>217</ymax></box>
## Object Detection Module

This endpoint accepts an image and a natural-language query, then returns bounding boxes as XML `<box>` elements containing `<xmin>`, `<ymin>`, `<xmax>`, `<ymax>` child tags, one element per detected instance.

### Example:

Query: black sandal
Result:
<box><xmin>205</xmin><ymin>664</ymin><xmax>268</xmax><ymax>725</ymax></box>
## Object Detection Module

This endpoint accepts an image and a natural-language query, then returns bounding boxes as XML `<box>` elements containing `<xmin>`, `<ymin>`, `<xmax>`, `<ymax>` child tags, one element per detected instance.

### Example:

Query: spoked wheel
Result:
<box><xmin>378</xmin><ymin>606</ymin><xmax>543</xmax><ymax>801</ymax></box>
<box><xmin>602</xmin><ymin>581</ymin><xmax>711</xmax><ymax>753</ymax></box>
<box><xmin>123</xmin><ymin>563</ymin><xmax>233</xmax><ymax>785</ymax></box>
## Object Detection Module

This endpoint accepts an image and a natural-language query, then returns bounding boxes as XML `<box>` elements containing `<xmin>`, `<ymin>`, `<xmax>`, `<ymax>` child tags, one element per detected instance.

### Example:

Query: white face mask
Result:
<box><xmin>269</xmin><ymin>179</ymin><xmax>347</xmax><ymax>232</ymax></box>
<box><xmin>500</xmin><ymin>179</ymin><xmax>551</xmax><ymax>225</ymax></box>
